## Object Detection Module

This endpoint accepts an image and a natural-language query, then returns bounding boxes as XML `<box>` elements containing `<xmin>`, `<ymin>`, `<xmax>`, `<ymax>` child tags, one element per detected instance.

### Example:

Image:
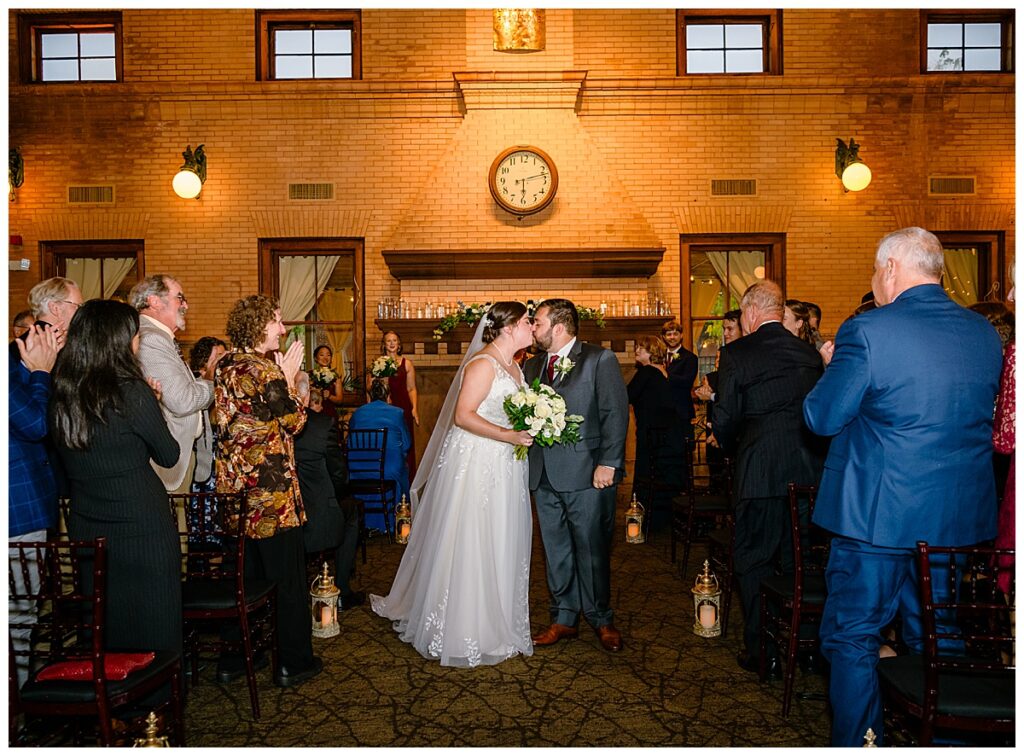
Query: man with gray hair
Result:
<box><xmin>28</xmin><ymin>276</ymin><xmax>83</xmax><ymax>340</ymax></box>
<box><xmin>804</xmin><ymin>227</ymin><xmax>1003</xmax><ymax>745</ymax></box>
<box><xmin>130</xmin><ymin>274</ymin><xmax>214</xmax><ymax>493</ymax></box>
<box><xmin>712</xmin><ymin>280</ymin><xmax>826</xmax><ymax>675</ymax></box>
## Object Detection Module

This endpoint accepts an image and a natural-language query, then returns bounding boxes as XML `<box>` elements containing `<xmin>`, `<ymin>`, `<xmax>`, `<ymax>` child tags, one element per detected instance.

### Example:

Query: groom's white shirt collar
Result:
<box><xmin>550</xmin><ymin>337</ymin><xmax>577</xmax><ymax>361</ymax></box>
<box><xmin>141</xmin><ymin>312</ymin><xmax>176</xmax><ymax>340</ymax></box>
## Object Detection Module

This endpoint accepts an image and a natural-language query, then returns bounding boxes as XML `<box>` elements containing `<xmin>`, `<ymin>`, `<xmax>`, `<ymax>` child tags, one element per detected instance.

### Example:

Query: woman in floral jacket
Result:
<box><xmin>212</xmin><ymin>294</ymin><xmax>323</xmax><ymax>688</ymax></box>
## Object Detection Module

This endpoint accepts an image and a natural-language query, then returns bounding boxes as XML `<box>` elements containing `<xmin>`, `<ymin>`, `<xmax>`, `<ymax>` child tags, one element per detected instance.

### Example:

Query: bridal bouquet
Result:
<box><xmin>503</xmin><ymin>379</ymin><xmax>584</xmax><ymax>461</ymax></box>
<box><xmin>311</xmin><ymin>365</ymin><xmax>339</xmax><ymax>390</ymax></box>
<box><xmin>371</xmin><ymin>356</ymin><xmax>399</xmax><ymax>378</ymax></box>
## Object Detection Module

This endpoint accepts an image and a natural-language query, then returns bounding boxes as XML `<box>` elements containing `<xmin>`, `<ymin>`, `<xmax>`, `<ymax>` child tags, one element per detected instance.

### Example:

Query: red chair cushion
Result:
<box><xmin>35</xmin><ymin>652</ymin><xmax>156</xmax><ymax>682</ymax></box>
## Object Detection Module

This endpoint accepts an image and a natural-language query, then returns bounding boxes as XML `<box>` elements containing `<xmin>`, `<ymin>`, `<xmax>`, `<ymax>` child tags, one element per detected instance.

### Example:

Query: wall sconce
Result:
<box><xmin>493</xmin><ymin>9</ymin><xmax>546</xmax><ymax>52</ymax></box>
<box><xmin>835</xmin><ymin>137</ymin><xmax>872</xmax><ymax>192</ymax></box>
<box><xmin>172</xmin><ymin>144</ymin><xmax>206</xmax><ymax>199</ymax></box>
<box><xmin>9</xmin><ymin>147</ymin><xmax>24</xmax><ymax>202</ymax></box>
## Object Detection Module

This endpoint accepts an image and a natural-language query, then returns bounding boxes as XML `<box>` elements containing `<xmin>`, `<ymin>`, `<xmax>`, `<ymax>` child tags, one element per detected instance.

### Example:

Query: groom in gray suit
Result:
<box><xmin>525</xmin><ymin>299</ymin><xmax>629</xmax><ymax>652</ymax></box>
<box><xmin>130</xmin><ymin>274</ymin><xmax>215</xmax><ymax>494</ymax></box>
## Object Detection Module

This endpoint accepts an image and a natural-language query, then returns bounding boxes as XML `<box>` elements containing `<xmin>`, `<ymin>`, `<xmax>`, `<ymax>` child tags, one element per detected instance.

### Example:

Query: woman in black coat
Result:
<box><xmin>627</xmin><ymin>335</ymin><xmax>686</xmax><ymax>527</ymax></box>
<box><xmin>49</xmin><ymin>300</ymin><xmax>181</xmax><ymax>654</ymax></box>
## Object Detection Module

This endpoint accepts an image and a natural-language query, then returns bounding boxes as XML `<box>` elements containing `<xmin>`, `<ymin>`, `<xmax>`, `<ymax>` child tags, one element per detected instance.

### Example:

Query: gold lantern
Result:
<box><xmin>395</xmin><ymin>494</ymin><xmax>412</xmax><ymax>545</ymax></box>
<box><xmin>310</xmin><ymin>562</ymin><xmax>340</xmax><ymax>638</ymax></box>
<box><xmin>691</xmin><ymin>560</ymin><xmax>722</xmax><ymax>638</ymax></box>
<box><xmin>625</xmin><ymin>494</ymin><xmax>645</xmax><ymax>544</ymax></box>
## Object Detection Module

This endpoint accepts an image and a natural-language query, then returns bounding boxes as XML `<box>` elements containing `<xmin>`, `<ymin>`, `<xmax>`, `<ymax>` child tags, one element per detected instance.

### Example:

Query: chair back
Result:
<box><xmin>345</xmin><ymin>428</ymin><xmax>388</xmax><ymax>481</ymax></box>
<box><xmin>916</xmin><ymin>541</ymin><xmax>1015</xmax><ymax>673</ymax></box>
<box><xmin>684</xmin><ymin>436</ymin><xmax>732</xmax><ymax>497</ymax></box>
<box><xmin>170</xmin><ymin>492</ymin><xmax>248</xmax><ymax>593</ymax></box>
<box><xmin>8</xmin><ymin>538</ymin><xmax>108</xmax><ymax>687</ymax></box>
<box><xmin>786</xmin><ymin>484</ymin><xmax>827</xmax><ymax>595</ymax></box>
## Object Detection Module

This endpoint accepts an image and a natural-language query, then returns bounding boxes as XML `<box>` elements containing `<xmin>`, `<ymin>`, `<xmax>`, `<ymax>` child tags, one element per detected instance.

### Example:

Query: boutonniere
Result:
<box><xmin>553</xmin><ymin>356</ymin><xmax>575</xmax><ymax>379</ymax></box>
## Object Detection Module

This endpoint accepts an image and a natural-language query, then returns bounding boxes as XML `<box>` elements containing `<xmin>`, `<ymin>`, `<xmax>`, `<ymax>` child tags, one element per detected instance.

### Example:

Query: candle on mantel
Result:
<box><xmin>627</xmin><ymin>522</ymin><xmax>640</xmax><ymax>539</ymax></box>
<box><xmin>699</xmin><ymin>603</ymin><xmax>716</xmax><ymax>629</ymax></box>
<box><xmin>400</xmin><ymin>522</ymin><xmax>411</xmax><ymax>540</ymax></box>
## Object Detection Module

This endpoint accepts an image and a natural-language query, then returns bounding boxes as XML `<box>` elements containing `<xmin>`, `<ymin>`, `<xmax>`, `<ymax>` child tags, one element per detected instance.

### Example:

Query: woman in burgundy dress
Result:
<box><xmin>311</xmin><ymin>344</ymin><xmax>345</xmax><ymax>419</ymax></box>
<box><xmin>382</xmin><ymin>331</ymin><xmax>418</xmax><ymax>478</ymax></box>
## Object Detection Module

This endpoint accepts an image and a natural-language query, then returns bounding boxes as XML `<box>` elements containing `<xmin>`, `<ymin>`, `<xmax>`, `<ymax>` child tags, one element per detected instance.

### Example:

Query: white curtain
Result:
<box><xmin>278</xmin><ymin>255</ymin><xmax>340</xmax><ymax>322</ymax></box>
<box><xmin>63</xmin><ymin>257</ymin><xmax>136</xmax><ymax>300</ymax></box>
<box><xmin>706</xmin><ymin>250</ymin><xmax>765</xmax><ymax>306</ymax></box>
<box><xmin>942</xmin><ymin>248</ymin><xmax>979</xmax><ymax>306</ymax></box>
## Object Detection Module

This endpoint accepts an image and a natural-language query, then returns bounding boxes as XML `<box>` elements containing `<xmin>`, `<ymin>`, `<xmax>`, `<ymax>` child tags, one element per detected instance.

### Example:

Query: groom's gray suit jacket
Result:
<box><xmin>524</xmin><ymin>339</ymin><xmax>629</xmax><ymax>492</ymax></box>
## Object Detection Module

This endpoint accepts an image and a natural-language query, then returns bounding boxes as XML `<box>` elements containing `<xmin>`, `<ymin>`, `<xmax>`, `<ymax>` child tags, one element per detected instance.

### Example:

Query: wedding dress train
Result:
<box><xmin>370</xmin><ymin>354</ymin><xmax>533</xmax><ymax>667</ymax></box>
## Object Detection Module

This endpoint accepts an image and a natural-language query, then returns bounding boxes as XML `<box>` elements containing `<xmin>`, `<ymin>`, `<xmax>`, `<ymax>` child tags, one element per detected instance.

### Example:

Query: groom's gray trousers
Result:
<box><xmin>533</xmin><ymin>467</ymin><xmax>616</xmax><ymax>628</ymax></box>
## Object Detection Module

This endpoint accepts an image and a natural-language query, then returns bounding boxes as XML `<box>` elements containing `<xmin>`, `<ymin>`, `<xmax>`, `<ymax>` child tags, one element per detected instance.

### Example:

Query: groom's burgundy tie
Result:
<box><xmin>547</xmin><ymin>354</ymin><xmax>558</xmax><ymax>382</ymax></box>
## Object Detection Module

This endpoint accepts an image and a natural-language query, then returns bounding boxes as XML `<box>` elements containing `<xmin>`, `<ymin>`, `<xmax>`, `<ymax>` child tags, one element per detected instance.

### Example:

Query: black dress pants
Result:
<box><xmin>733</xmin><ymin>496</ymin><xmax>792</xmax><ymax>657</ymax></box>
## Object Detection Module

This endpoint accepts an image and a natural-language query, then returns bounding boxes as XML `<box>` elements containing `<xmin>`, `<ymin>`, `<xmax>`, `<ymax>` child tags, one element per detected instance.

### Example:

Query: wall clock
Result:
<box><xmin>488</xmin><ymin>146</ymin><xmax>558</xmax><ymax>216</ymax></box>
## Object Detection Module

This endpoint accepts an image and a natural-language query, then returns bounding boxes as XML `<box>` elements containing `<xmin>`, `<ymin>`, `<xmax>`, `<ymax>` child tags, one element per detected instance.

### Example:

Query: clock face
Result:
<box><xmin>488</xmin><ymin>146</ymin><xmax>558</xmax><ymax>216</ymax></box>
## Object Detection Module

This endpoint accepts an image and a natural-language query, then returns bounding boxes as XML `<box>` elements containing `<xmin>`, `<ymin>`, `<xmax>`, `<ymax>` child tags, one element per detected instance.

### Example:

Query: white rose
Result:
<box><xmin>510</xmin><ymin>393</ymin><xmax>526</xmax><ymax>408</ymax></box>
<box><xmin>525</xmin><ymin>392</ymin><xmax>537</xmax><ymax>406</ymax></box>
<box><xmin>529</xmin><ymin>417</ymin><xmax>546</xmax><ymax>433</ymax></box>
<box><xmin>552</xmin><ymin>397</ymin><xmax>567</xmax><ymax>413</ymax></box>
<box><xmin>534</xmin><ymin>400</ymin><xmax>552</xmax><ymax>419</ymax></box>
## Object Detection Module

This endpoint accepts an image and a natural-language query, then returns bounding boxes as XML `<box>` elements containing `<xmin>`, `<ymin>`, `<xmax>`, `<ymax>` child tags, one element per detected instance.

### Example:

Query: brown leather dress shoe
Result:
<box><xmin>596</xmin><ymin>624</ymin><xmax>623</xmax><ymax>652</ymax></box>
<box><xmin>531</xmin><ymin>623</ymin><xmax>578</xmax><ymax>646</ymax></box>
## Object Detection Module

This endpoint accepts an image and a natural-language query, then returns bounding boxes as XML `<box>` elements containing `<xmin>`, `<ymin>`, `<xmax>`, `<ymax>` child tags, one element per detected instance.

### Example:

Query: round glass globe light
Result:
<box><xmin>841</xmin><ymin>162</ymin><xmax>872</xmax><ymax>192</ymax></box>
<box><xmin>172</xmin><ymin>169</ymin><xmax>203</xmax><ymax>199</ymax></box>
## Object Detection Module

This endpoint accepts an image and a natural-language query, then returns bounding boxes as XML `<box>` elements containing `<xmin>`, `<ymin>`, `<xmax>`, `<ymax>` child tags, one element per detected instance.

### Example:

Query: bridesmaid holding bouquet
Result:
<box><xmin>381</xmin><ymin>331</ymin><xmax>419</xmax><ymax>477</ymax></box>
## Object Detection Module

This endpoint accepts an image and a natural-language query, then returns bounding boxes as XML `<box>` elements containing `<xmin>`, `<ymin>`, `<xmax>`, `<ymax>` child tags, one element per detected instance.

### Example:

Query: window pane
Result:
<box><xmin>928</xmin><ymin>48</ymin><xmax>963</xmax><ymax>71</ymax></box>
<box><xmin>688</xmin><ymin>49</ymin><xmax>724</xmax><ymax>73</ymax></box>
<box><xmin>964</xmin><ymin>22</ymin><xmax>1001</xmax><ymax>46</ymax></box>
<box><xmin>928</xmin><ymin>23</ymin><xmax>963</xmax><ymax>47</ymax></box>
<box><xmin>726</xmin><ymin>49</ymin><xmax>764</xmax><ymax>73</ymax></box>
<box><xmin>275</xmin><ymin>55</ymin><xmax>313</xmax><ymax>78</ymax></box>
<box><xmin>274</xmin><ymin>29</ymin><xmax>312</xmax><ymax>54</ymax></box>
<box><xmin>42</xmin><ymin>58</ymin><xmax>79</xmax><ymax>81</ymax></box>
<box><xmin>687</xmin><ymin>25</ymin><xmax>723</xmax><ymax>49</ymax></box>
<box><xmin>41</xmin><ymin>33</ymin><xmax>78</xmax><ymax>58</ymax></box>
<box><xmin>725</xmin><ymin>24</ymin><xmax>762</xmax><ymax>48</ymax></box>
<box><xmin>964</xmin><ymin>47</ymin><xmax>1001</xmax><ymax>70</ymax></box>
<box><xmin>314</xmin><ymin>55</ymin><xmax>351</xmax><ymax>78</ymax></box>
<box><xmin>314</xmin><ymin>28</ymin><xmax>350</xmax><ymax>54</ymax></box>
<box><xmin>79</xmin><ymin>32</ymin><xmax>115</xmax><ymax>57</ymax></box>
<box><xmin>80</xmin><ymin>57</ymin><xmax>116</xmax><ymax>80</ymax></box>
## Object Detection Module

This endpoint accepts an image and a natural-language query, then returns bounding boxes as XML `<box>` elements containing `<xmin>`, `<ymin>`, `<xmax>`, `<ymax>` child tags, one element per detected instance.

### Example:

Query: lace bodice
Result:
<box><xmin>469</xmin><ymin>354</ymin><xmax>523</xmax><ymax>427</ymax></box>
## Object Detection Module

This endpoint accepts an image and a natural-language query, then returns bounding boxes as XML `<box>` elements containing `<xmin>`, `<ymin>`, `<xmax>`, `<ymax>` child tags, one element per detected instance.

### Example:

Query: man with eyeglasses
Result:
<box><xmin>130</xmin><ymin>274</ymin><xmax>215</xmax><ymax>494</ymax></box>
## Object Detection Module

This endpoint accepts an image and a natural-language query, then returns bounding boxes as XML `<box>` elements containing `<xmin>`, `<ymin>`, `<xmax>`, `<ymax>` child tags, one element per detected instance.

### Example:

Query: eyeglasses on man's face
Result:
<box><xmin>60</xmin><ymin>300</ymin><xmax>81</xmax><ymax>310</ymax></box>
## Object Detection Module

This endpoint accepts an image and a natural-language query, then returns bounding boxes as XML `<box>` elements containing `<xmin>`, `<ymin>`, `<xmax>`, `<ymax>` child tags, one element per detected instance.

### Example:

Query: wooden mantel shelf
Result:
<box><xmin>381</xmin><ymin>248</ymin><xmax>665</xmax><ymax>280</ymax></box>
<box><xmin>375</xmin><ymin>316</ymin><xmax>669</xmax><ymax>355</ymax></box>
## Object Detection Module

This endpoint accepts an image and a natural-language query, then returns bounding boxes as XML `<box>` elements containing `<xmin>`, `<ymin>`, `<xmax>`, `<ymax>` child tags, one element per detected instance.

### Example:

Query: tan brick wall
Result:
<box><xmin>8</xmin><ymin>8</ymin><xmax>1014</xmax><ymax>354</ymax></box>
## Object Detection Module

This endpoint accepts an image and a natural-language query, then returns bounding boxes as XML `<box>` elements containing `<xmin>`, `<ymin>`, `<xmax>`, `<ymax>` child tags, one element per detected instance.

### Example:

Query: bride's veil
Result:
<box><xmin>408</xmin><ymin>316</ymin><xmax>489</xmax><ymax>511</ymax></box>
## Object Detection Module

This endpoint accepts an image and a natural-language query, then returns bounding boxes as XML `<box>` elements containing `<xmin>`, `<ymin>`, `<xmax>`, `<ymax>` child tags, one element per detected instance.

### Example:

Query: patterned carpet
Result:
<box><xmin>182</xmin><ymin>497</ymin><xmax>832</xmax><ymax>747</ymax></box>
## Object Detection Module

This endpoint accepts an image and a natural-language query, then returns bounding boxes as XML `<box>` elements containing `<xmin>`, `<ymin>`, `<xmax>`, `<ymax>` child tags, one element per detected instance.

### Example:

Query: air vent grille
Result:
<box><xmin>711</xmin><ymin>178</ymin><xmax>757</xmax><ymax>196</ymax></box>
<box><xmin>288</xmin><ymin>183</ymin><xmax>334</xmax><ymax>201</ymax></box>
<box><xmin>68</xmin><ymin>185</ymin><xmax>114</xmax><ymax>204</ymax></box>
<box><xmin>929</xmin><ymin>176</ymin><xmax>976</xmax><ymax>195</ymax></box>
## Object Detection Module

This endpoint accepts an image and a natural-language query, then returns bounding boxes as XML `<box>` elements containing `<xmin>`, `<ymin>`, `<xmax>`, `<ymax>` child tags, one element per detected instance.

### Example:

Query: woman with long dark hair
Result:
<box><xmin>381</xmin><ymin>331</ymin><xmax>419</xmax><ymax>477</ymax></box>
<box><xmin>49</xmin><ymin>299</ymin><xmax>182</xmax><ymax>654</ymax></box>
<box><xmin>783</xmin><ymin>299</ymin><xmax>816</xmax><ymax>347</ymax></box>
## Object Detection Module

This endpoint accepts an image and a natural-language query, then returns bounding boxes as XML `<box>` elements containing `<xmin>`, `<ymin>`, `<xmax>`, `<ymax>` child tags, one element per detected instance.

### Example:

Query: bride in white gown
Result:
<box><xmin>370</xmin><ymin>301</ymin><xmax>537</xmax><ymax>667</ymax></box>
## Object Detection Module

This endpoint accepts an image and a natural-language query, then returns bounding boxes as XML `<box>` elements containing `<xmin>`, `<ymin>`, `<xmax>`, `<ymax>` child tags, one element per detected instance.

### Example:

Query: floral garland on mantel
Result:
<box><xmin>432</xmin><ymin>301</ymin><xmax>606</xmax><ymax>340</ymax></box>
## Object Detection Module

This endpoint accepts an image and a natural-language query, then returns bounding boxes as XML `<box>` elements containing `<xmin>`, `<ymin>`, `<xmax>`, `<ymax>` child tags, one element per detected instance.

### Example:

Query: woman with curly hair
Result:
<box><xmin>212</xmin><ymin>294</ymin><xmax>322</xmax><ymax>688</ymax></box>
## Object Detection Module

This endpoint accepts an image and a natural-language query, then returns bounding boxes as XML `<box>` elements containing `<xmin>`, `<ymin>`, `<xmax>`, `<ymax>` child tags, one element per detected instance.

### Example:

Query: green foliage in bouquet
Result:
<box><xmin>503</xmin><ymin>378</ymin><xmax>585</xmax><ymax>461</ymax></box>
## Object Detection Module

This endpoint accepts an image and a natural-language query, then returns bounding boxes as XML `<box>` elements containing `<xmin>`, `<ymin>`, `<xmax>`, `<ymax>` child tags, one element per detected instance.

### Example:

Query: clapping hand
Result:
<box><xmin>147</xmin><ymin>376</ymin><xmax>163</xmax><ymax>402</ymax></box>
<box><xmin>819</xmin><ymin>340</ymin><xmax>835</xmax><ymax>366</ymax></box>
<box><xmin>694</xmin><ymin>376</ymin><xmax>713</xmax><ymax>402</ymax></box>
<box><xmin>275</xmin><ymin>341</ymin><xmax>305</xmax><ymax>388</ymax></box>
<box><xmin>16</xmin><ymin>324</ymin><xmax>59</xmax><ymax>373</ymax></box>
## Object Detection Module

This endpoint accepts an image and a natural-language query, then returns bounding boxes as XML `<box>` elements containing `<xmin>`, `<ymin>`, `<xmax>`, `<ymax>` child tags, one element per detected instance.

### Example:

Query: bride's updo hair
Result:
<box><xmin>481</xmin><ymin>301</ymin><xmax>528</xmax><ymax>344</ymax></box>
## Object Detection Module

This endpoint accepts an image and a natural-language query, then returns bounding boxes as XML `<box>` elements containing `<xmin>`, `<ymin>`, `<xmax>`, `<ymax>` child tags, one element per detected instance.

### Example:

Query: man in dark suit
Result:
<box><xmin>660</xmin><ymin>319</ymin><xmax>698</xmax><ymax>437</ymax></box>
<box><xmin>294</xmin><ymin>373</ymin><xmax>363</xmax><ymax>609</ymax></box>
<box><xmin>804</xmin><ymin>227</ymin><xmax>1003</xmax><ymax>746</ymax></box>
<box><xmin>526</xmin><ymin>299</ymin><xmax>630</xmax><ymax>653</ymax></box>
<box><xmin>712</xmin><ymin>281</ymin><xmax>826</xmax><ymax>672</ymax></box>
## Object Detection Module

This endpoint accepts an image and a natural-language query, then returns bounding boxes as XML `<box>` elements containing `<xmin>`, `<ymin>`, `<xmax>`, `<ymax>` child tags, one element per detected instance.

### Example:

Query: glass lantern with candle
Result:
<box><xmin>395</xmin><ymin>494</ymin><xmax>412</xmax><ymax>545</ymax></box>
<box><xmin>310</xmin><ymin>562</ymin><xmax>340</xmax><ymax>638</ymax></box>
<box><xmin>625</xmin><ymin>494</ymin><xmax>645</xmax><ymax>544</ymax></box>
<box><xmin>691</xmin><ymin>560</ymin><xmax>722</xmax><ymax>638</ymax></box>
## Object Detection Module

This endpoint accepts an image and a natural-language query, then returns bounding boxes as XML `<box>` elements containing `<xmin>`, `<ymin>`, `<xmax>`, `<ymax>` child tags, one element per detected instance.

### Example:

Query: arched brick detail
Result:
<box><xmin>674</xmin><ymin>206</ymin><xmax>793</xmax><ymax>234</ymax></box>
<box><xmin>249</xmin><ymin>209</ymin><xmax>374</xmax><ymax>239</ymax></box>
<box><xmin>32</xmin><ymin>212</ymin><xmax>151</xmax><ymax>241</ymax></box>
<box><xmin>891</xmin><ymin>203</ymin><xmax>1015</xmax><ymax>232</ymax></box>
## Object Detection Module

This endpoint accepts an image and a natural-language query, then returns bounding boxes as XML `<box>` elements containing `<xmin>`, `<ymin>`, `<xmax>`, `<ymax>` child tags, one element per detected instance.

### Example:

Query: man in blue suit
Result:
<box><xmin>348</xmin><ymin>379</ymin><xmax>410</xmax><ymax>532</ymax></box>
<box><xmin>803</xmin><ymin>227</ymin><xmax>1003</xmax><ymax>746</ymax></box>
